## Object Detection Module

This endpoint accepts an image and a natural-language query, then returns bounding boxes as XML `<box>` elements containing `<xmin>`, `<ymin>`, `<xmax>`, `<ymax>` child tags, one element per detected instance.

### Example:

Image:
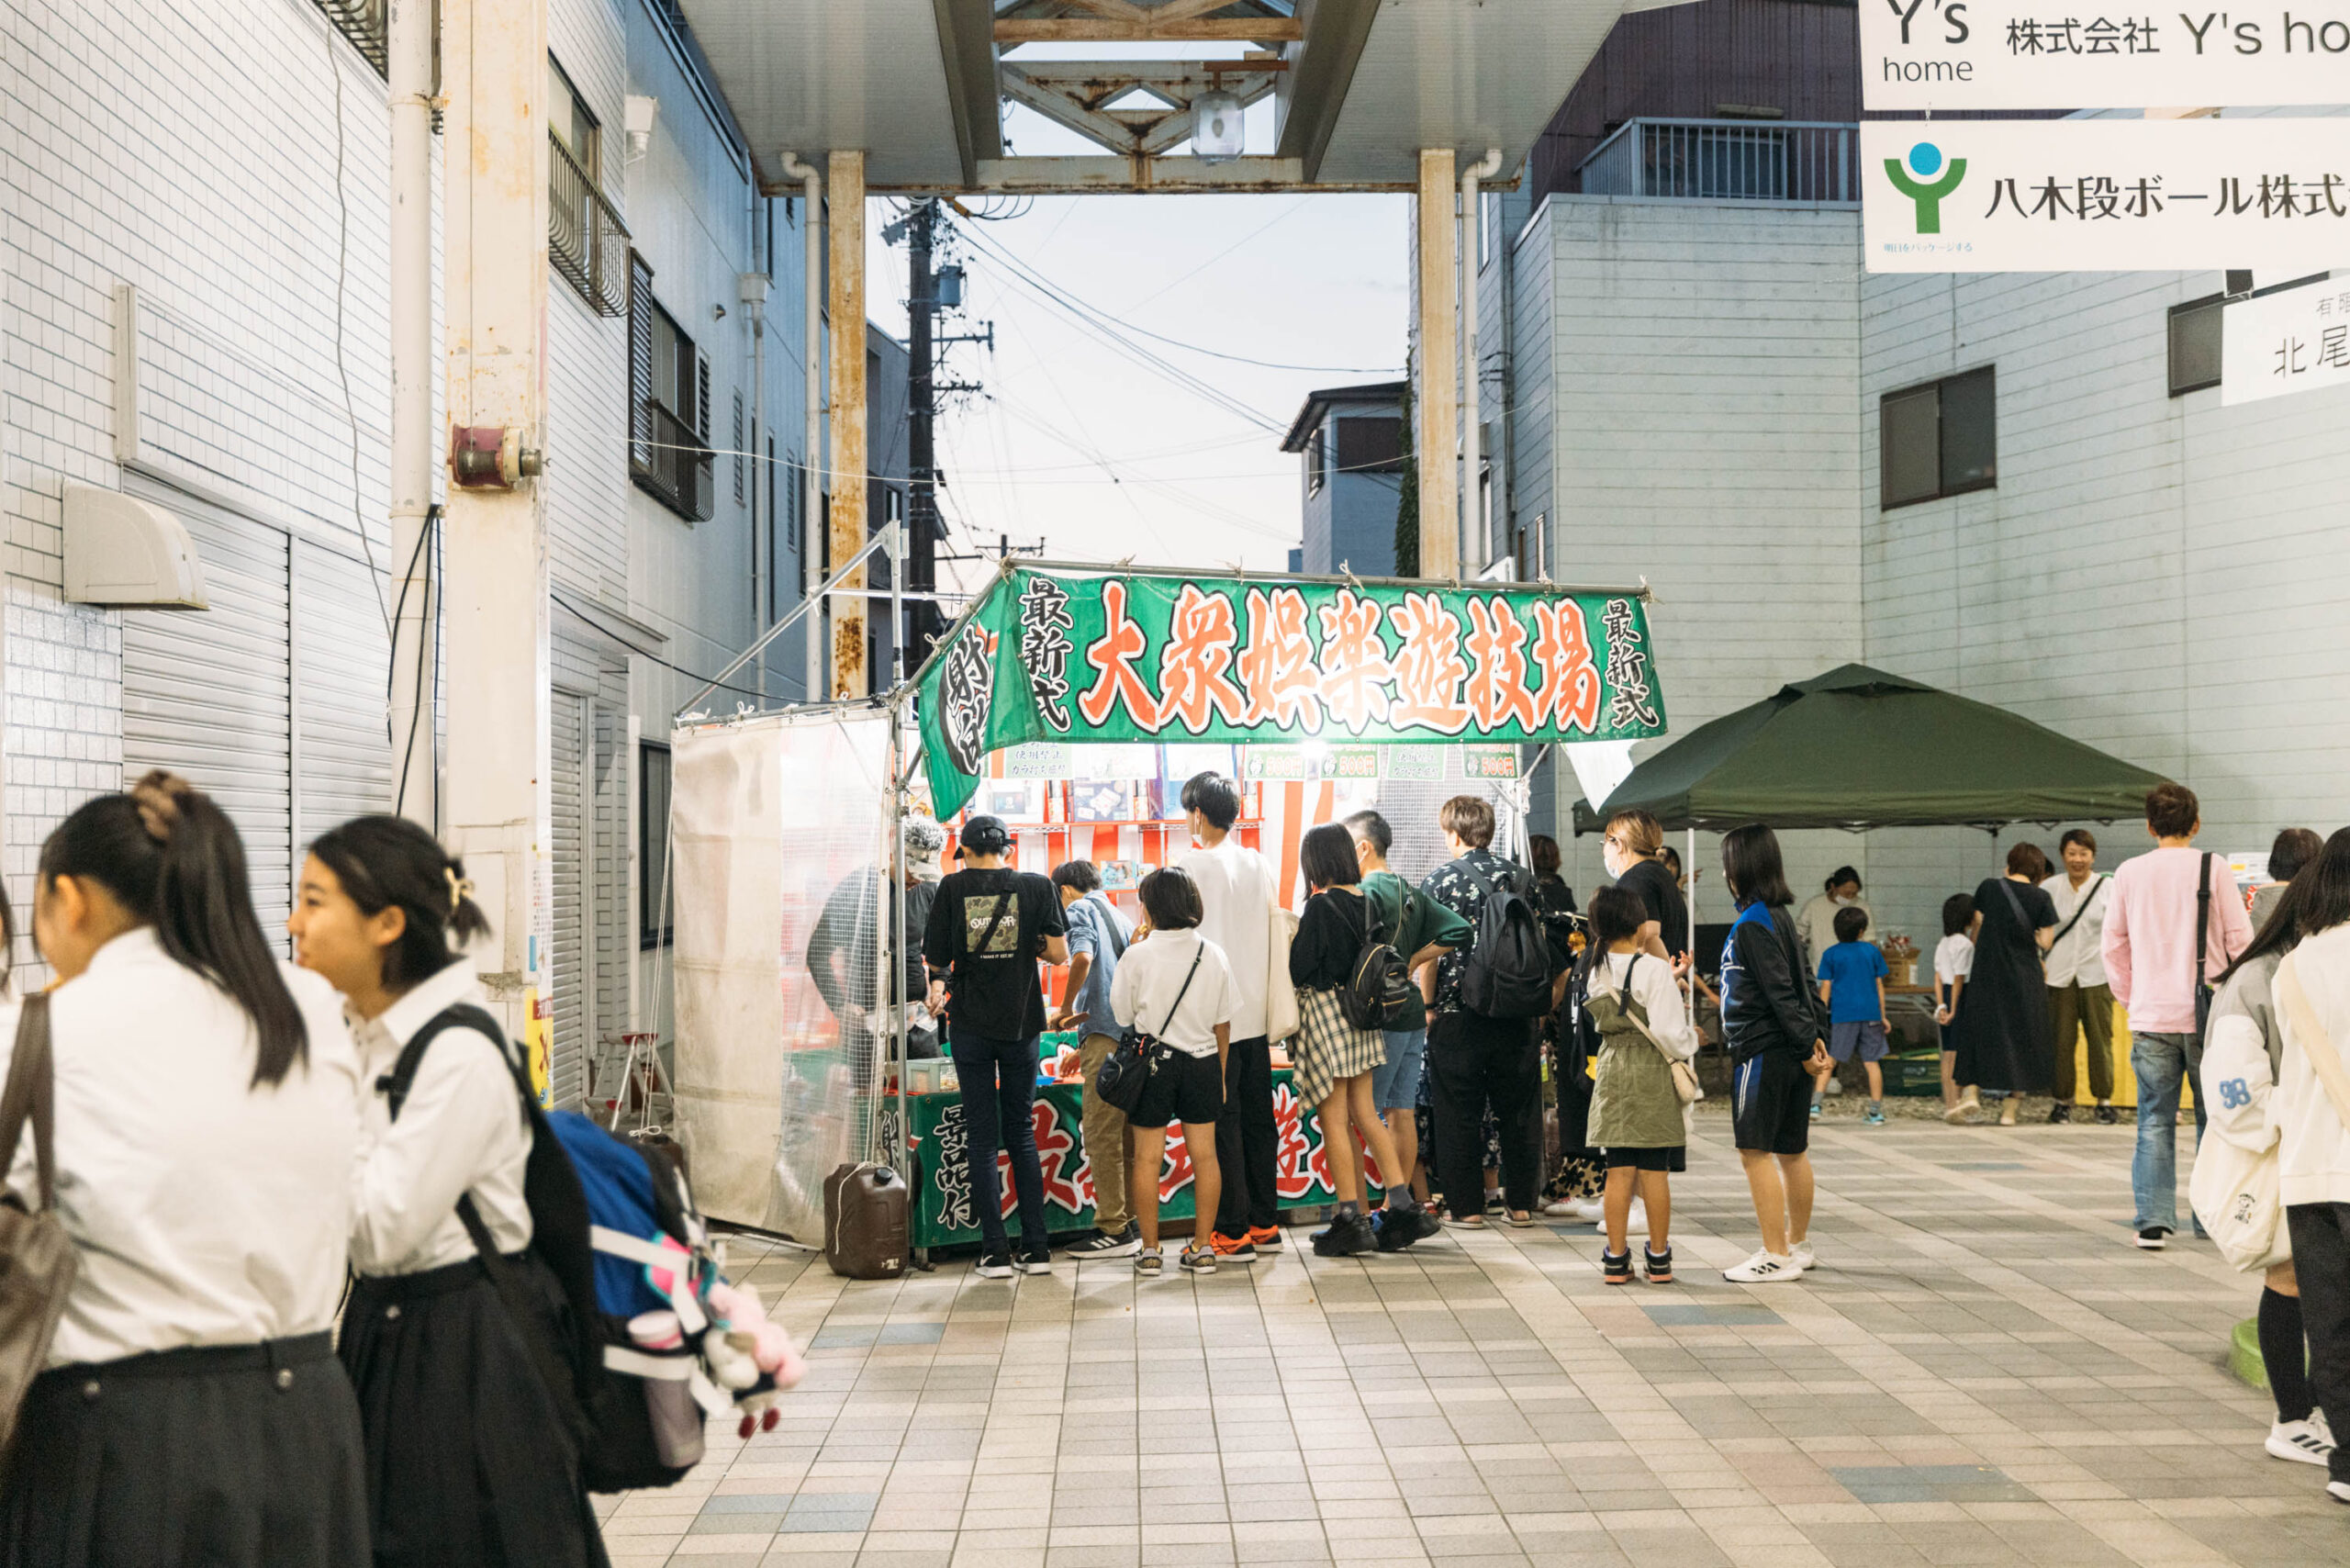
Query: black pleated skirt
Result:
<box><xmin>340</xmin><ymin>1256</ymin><xmax>610</xmax><ymax>1568</ymax></box>
<box><xmin>0</xmin><ymin>1331</ymin><xmax>370</xmax><ymax>1568</ymax></box>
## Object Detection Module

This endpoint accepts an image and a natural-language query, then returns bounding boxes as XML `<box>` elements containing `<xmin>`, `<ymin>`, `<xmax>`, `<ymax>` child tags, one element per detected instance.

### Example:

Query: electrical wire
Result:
<box><xmin>550</xmin><ymin>591</ymin><xmax>781</xmax><ymax>705</ymax></box>
<box><xmin>323</xmin><ymin>24</ymin><xmax>391</xmax><ymax>638</ymax></box>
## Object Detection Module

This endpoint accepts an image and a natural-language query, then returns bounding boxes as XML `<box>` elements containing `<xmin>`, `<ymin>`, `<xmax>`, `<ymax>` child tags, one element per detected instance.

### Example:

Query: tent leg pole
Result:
<box><xmin>1687</xmin><ymin>827</ymin><xmax>1697</xmax><ymax>960</ymax></box>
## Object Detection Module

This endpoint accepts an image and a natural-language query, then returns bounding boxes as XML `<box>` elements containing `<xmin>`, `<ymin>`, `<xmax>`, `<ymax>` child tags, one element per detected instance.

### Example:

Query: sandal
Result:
<box><xmin>1452</xmin><ymin>1211</ymin><xmax>1488</xmax><ymax>1229</ymax></box>
<box><xmin>1505</xmin><ymin>1210</ymin><xmax>1534</xmax><ymax>1228</ymax></box>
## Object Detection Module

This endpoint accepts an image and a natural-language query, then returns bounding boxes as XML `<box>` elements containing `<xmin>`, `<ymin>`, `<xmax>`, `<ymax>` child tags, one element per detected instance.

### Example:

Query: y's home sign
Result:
<box><xmin>1864</xmin><ymin>2</ymin><xmax>2350</xmax><ymax>107</ymax></box>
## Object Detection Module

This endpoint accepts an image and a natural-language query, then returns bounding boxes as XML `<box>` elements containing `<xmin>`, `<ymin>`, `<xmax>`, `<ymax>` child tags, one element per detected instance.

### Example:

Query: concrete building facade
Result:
<box><xmin>1281</xmin><ymin>381</ymin><xmax>1407</xmax><ymax>577</ymax></box>
<box><xmin>0</xmin><ymin>0</ymin><xmax>826</xmax><ymax>1110</ymax></box>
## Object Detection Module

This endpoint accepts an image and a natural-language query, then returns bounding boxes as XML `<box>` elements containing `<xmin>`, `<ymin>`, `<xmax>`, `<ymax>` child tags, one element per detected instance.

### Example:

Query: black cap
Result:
<box><xmin>959</xmin><ymin>814</ymin><xmax>1012</xmax><ymax>856</ymax></box>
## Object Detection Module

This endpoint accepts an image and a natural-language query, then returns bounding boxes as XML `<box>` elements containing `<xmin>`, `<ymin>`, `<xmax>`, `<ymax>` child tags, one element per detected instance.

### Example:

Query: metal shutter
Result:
<box><xmin>122</xmin><ymin>509</ymin><xmax>293</xmax><ymax>939</ymax></box>
<box><xmin>551</xmin><ymin>692</ymin><xmax>588</xmax><ymax>1110</ymax></box>
<box><xmin>294</xmin><ymin>540</ymin><xmax>392</xmax><ymax>844</ymax></box>
<box><xmin>592</xmin><ymin>692</ymin><xmax>629</xmax><ymax>1069</ymax></box>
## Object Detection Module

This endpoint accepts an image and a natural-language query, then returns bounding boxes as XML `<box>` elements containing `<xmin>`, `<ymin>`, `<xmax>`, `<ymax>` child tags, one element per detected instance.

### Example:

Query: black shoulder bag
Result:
<box><xmin>2193</xmin><ymin>851</ymin><xmax>2216</xmax><ymax>1041</ymax></box>
<box><xmin>1092</xmin><ymin>947</ymin><xmax>1203</xmax><ymax>1116</ymax></box>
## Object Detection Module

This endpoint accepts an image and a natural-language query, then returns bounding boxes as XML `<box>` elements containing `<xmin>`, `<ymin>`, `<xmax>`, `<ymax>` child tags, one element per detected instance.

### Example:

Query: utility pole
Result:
<box><xmin>441</xmin><ymin>0</ymin><xmax>553</xmax><ymax>1086</ymax></box>
<box><xmin>907</xmin><ymin>200</ymin><xmax>939</xmax><ymax>665</ymax></box>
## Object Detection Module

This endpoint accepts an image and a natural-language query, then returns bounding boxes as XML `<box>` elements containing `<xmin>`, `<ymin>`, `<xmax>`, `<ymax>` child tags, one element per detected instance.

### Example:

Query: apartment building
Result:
<box><xmin>0</xmin><ymin>0</ymin><xmax>825</xmax><ymax>1107</ymax></box>
<box><xmin>1481</xmin><ymin>0</ymin><xmax>2350</xmax><ymax>940</ymax></box>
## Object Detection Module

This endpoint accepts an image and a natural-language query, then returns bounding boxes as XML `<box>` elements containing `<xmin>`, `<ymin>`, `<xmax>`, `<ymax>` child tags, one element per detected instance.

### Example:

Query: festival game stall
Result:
<box><xmin>666</xmin><ymin>559</ymin><xmax>1667</xmax><ymax>1253</ymax></box>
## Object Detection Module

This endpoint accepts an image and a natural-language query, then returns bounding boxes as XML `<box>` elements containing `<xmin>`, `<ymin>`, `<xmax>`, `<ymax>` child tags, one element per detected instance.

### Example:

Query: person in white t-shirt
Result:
<box><xmin>2043</xmin><ymin>828</ymin><xmax>2117</xmax><ymax>1125</ymax></box>
<box><xmin>1110</xmin><ymin>867</ymin><xmax>1234</xmax><ymax>1276</ymax></box>
<box><xmin>1174</xmin><ymin>772</ymin><xmax>1282</xmax><ymax>1262</ymax></box>
<box><xmin>1934</xmin><ymin>892</ymin><xmax>1980</xmax><ymax>1123</ymax></box>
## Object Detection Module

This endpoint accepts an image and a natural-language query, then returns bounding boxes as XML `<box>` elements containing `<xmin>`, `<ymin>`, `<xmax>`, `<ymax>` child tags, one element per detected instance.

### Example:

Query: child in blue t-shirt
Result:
<box><xmin>1815</xmin><ymin>904</ymin><xmax>1890</xmax><ymax>1125</ymax></box>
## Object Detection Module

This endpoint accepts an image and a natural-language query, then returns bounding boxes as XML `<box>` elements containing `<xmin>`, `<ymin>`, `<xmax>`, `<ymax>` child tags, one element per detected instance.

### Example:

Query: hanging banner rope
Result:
<box><xmin>914</xmin><ymin>567</ymin><xmax>1667</xmax><ymax>821</ymax></box>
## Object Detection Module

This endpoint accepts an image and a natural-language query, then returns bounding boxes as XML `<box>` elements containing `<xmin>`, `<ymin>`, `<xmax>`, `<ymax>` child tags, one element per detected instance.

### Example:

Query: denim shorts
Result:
<box><xmin>1371</xmin><ymin>1027</ymin><xmax>1427</xmax><ymax>1112</ymax></box>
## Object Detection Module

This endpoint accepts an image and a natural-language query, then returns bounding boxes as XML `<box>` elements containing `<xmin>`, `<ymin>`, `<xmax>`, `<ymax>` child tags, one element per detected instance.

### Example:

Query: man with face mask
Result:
<box><xmin>1796</xmin><ymin>868</ymin><xmax>1870</xmax><ymax>976</ymax></box>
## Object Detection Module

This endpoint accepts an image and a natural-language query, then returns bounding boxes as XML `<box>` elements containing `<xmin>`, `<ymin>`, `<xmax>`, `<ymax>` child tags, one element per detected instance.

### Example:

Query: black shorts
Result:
<box><xmin>1731</xmin><ymin>1050</ymin><xmax>1813</xmax><ymax>1157</ymax></box>
<box><xmin>1130</xmin><ymin>1047</ymin><xmax>1222</xmax><ymax>1130</ymax></box>
<box><xmin>1604</xmin><ymin>1147</ymin><xmax>1686</xmax><ymax>1172</ymax></box>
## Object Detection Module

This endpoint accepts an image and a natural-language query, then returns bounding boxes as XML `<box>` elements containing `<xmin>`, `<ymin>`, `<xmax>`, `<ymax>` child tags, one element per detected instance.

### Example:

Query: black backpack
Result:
<box><xmin>1458</xmin><ymin>860</ymin><xmax>1554</xmax><ymax>1018</ymax></box>
<box><xmin>1340</xmin><ymin>888</ymin><xmax>1416</xmax><ymax>1030</ymax></box>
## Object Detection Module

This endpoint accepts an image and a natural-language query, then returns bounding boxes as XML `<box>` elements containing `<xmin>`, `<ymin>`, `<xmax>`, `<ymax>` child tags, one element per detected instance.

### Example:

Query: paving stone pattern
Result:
<box><xmin>599</xmin><ymin>1111</ymin><xmax>2348</xmax><ymax>1568</ymax></box>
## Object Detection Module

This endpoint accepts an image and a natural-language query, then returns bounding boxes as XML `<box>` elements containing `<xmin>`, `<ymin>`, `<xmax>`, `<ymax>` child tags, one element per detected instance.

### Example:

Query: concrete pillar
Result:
<box><xmin>440</xmin><ymin>0</ymin><xmax>554</xmax><ymax>1082</ymax></box>
<box><xmin>1415</xmin><ymin>148</ymin><xmax>1459</xmax><ymax>579</ymax></box>
<box><xmin>827</xmin><ymin>150</ymin><xmax>867</xmax><ymax>699</ymax></box>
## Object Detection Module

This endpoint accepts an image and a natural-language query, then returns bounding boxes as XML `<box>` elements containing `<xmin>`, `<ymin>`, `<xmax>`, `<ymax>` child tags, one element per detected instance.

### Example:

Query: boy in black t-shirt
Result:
<box><xmin>922</xmin><ymin>815</ymin><xmax>1069</xmax><ymax>1276</ymax></box>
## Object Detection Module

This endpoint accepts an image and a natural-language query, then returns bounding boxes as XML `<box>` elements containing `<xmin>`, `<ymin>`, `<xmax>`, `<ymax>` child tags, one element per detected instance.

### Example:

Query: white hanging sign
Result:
<box><xmin>1863</xmin><ymin>2</ymin><xmax>2350</xmax><ymax>109</ymax></box>
<box><xmin>2222</xmin><ymin>277</ymin><xmax>2350</xmax><ymax>403</ymax></box>
<box><xmin>1863</xmin><ymin>118</ymin><xmax>2350</xmax><ymax>271</ymax></box>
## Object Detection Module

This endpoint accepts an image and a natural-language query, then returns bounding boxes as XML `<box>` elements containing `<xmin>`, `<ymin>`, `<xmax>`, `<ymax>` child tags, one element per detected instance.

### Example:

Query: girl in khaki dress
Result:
<box><xmin>1584</xmin><ymin>886</ymin><xmax>1700</xmax><ymax>1284</ymax></box>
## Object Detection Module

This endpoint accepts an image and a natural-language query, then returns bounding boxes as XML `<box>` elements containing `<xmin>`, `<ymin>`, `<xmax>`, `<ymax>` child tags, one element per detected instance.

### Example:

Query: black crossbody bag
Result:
<box><xmin>1093</xmin><ymin>947</ymin><xmax>1203</xmax><ymax>1116</ymax></box>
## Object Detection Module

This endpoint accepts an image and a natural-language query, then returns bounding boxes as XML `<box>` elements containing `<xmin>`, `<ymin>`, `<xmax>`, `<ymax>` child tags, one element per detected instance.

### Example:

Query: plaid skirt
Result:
<box><xmin>1292</xmin><ymin>987</ymin><xmax>1386</xmax><ymax>1107</ymax></box>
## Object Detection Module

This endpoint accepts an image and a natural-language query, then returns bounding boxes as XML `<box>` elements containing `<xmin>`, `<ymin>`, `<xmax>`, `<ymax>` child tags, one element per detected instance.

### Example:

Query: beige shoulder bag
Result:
<box><xmin>0</xmin><ymin>995</ymin><xmax>77</xmax><ymax>1453</ymax></box>
<box><xmin>2272</xmin><ymin>957</ymin><xmax>2350</xmax><ymax>1139</ymax></box>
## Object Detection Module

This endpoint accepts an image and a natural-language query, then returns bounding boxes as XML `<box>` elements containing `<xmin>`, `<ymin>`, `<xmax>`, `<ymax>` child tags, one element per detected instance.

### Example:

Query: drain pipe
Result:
<box><xmin>386</xmin><ymin>0</ymin><xmax>437</xmax><ymax>826</ymax></box>
<box><xmin>1459</xmin><ymin>148</ymin><xmax>1501</xmax><ymax>573</ymax></box>
<box><xmin>778</xmin><ymin>151</ymin><xmax>824</xmax><ymax>702</ymax></box>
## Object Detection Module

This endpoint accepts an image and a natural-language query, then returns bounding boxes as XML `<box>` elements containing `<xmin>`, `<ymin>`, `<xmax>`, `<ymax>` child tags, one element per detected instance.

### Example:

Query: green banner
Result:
<box><xmin>916</xmin><ymin>569</ymin><xmax>1666</xmax><ymax>820</ymax></box>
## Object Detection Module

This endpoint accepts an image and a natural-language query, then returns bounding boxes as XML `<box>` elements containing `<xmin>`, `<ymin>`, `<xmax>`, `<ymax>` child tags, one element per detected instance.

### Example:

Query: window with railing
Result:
<box><xmin>1578</xmin><ymin>119</ymin><xmax>1858</xmax><ymax>206</ymax></box>
<box><xmin>549</xmin><ymin>61</ymin><xmax>630</xmax><ymax>317</ymax></box>
<box><xmin>629</xmin><ymin>255</ymin><xmax>715</xmax><ymax>521</ymax></box>
<box><xmin>312</xmin><ymin>0</ymin><xmax>386</xmax><ymax>76</ymax></box>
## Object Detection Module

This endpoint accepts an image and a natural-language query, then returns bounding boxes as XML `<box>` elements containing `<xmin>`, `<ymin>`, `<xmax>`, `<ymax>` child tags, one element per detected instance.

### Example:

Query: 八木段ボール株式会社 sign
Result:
<box><xmin>1864</xmin><ymin>118</ymin><xmax>2350</xmax><ymax>272</ymax></box>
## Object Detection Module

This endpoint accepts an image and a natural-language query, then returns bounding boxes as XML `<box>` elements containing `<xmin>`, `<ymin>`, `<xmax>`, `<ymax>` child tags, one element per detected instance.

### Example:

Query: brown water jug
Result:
<box><xmin>823</xmin><ymin>1162</ymin><xmax>908</xmax><ymax>1280</ymax></box>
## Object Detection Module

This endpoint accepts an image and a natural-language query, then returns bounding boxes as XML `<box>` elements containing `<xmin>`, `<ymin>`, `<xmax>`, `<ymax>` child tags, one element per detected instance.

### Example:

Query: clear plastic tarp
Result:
<box><xmin>670</xmin><ymin>707</ymin><xmax>898</xmax><ymax>1235</ymax></box>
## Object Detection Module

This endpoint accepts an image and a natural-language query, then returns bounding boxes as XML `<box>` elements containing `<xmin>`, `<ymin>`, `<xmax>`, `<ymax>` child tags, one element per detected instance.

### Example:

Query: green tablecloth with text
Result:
<box><xmin>905</xmin><ymin>1066</ymin><xmax>1384</xmax><ymax>1249</ymax></box>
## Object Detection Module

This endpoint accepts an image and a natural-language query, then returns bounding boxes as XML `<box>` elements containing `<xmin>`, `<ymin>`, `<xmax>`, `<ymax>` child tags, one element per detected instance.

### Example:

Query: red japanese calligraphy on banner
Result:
<box><xmin>1466</xmin><ymin>598</ymin><xmax>1541</xmax><ymax>733</ymax></box>
<box><xmin>1531</xmin><ymin>599</ymin><xmax>1602</xmax><ymax>734</ymax></box>
<box><xmin>1155</xmin><ymin>585</ymin><xmax>1247</xmax><ymax>734</ymax></box>
<box><xmin>1314</xmin><ymin>588</ymin><xmax>1393</xmax><ymax>734</ymax></box>
<box><xmin>1077</xmin><ymin>579</ymin><xmax>1159</xmax><ymax>727</ymax></box>
<box><xmin>997</xmin><ymin>1101</ymin><xmax>1085</xmax><ymax>1218</ymax></box>
<box><xmin>1388</xmin><ymin>592</ymin><xmax>1472</xmax><ymax>734</ymax></box>
<box><xmin>1237</xmin><ymin>586</ymin><xmax>1325</xmax><ymax>732</ymax></box>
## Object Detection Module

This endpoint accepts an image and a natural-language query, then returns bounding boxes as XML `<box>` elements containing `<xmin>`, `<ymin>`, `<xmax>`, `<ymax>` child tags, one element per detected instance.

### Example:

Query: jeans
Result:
<box><xmin>2131</xmin><ymin>1030</ymin><xmax>2203</xmax><ymax>1232</ymax></box>
<box><xmin>1213</xmin><ymin>1035</ymin><xmax>1278</xmax><ymax>1238</ymax></box>
<box><xmin>951</xmin><ymin>1030</ymin><xmax>1049</xmax><ymax>1255</ymax></box>
<box><xmin>1428</xmin><ymin>1010</ymin><xmax>1543</xmax><ymax>1215</ymax></box>
<box><xmin>2284</xmin><ymin>1202</ymin><xmax>2350</xmax><ymax>1484</ymax></box>
<box><xmin>1371</xmin><ymin>1027</ymin><xmax>1427</xmax><ymax>1113</ymax></box>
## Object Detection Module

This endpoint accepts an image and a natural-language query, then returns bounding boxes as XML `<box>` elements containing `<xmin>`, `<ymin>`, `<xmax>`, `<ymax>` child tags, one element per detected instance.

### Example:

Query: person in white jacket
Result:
<box><xmin>2244</xmin><ymin>828</ymin><xmax>2350</xmax><ymax>1505</ymax></box>
<box><xmin>2199</xmin><ymin>902</ymin><xmax>2330</xmax><ymax>1471</ymax></box>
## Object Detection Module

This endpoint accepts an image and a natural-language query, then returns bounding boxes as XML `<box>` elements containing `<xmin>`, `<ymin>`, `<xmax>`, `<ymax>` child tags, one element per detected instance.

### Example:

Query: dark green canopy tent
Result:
<box><xmin>1571</xmin><ymin>664</ymin><xmax>2171</xmax><ymax>834</ymax></box>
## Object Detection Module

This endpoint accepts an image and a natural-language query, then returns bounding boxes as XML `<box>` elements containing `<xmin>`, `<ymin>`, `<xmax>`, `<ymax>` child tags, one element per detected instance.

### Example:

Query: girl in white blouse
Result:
<box><xmin>0</xmin><ymin>771</ymin><xmax>368</xmax><ymax>1568</ymax></box>
<box><xmin>289</xmin><ymin>814</ymin><xmax>607</xmax><ymax>1568</ymax></box>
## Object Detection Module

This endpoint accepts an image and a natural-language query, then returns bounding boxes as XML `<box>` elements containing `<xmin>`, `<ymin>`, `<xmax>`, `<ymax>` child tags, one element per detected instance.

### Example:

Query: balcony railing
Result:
<box><xmin>551</xmin><ymin>131</ymin><xmax>630</xmax><ymax>317</ymax></box>
<box><xmin>1578</xmin><ymin>119</ymin><xmax>1858</xmax><ymax>206</ymax></box>
<box><xmin>632</xmin><ymin>401</ymin><xmax>715</xmax><ymax>522</ymax></box>
<box><xmin>312</xmin><ymin>0</ymin><xmax>387</xmax><ymax>76</ymax></box>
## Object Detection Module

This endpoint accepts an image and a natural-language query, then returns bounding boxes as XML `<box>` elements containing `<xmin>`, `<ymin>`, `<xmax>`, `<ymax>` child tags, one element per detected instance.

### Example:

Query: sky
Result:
<box><xmin>862</xmin><ymin>73</ymin><xmax>1410</xmax><ymax>602</ymax></box>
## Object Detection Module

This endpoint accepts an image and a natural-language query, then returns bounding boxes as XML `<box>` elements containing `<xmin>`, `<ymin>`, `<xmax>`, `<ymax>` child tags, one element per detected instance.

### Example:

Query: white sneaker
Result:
<box><xmin>2269</xmin><ymin>1417</ymin><xmax>2336</xmax><ymax>1467</ymax></box>
<box><xmin>1540</xmin><ymin>1196</ymin><xmax>1582</xmax><ymax>1217</ymax></box>
<box><xmin>2330</xmin><ymin>1480</ymin><xmax>2350</xmax><ymax>1505</ymax></box>
<box><xmin>1790</xmin><ymin>1239</ymin><xmax>1817</xmax><ymax>1271</ymax></box>
<box><xmin>1623</xmin><ymin>1197</ymin><xmax>1648</xmax><ymax>1238</ymax></box>
<box><xmin>1722</xmin><ymin>1249</ymin><xmax>1806</xmax><ymax>1283</ymax></box>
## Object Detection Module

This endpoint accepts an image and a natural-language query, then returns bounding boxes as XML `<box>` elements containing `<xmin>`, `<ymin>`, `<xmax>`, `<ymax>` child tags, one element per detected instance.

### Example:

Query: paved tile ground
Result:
<box><xmin>599</xmin><ymin>1107</ymin><xmax>2349</xmax><ymax>1568</ymax></box>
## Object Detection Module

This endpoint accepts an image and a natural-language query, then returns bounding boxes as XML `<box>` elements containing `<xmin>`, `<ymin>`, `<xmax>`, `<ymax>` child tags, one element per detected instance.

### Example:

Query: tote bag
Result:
<box><xmin>0</xmin><ymin>995</ymin><xmax>77</xmax><ymax>1453</ymax></box>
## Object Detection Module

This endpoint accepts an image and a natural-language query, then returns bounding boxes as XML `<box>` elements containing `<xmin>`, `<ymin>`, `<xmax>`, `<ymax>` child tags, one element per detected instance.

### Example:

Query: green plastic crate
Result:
<box><xmin>1884</xmin><ymin>1052</ymin><xmax>1944</xmax><ymax>1098</ymax></box>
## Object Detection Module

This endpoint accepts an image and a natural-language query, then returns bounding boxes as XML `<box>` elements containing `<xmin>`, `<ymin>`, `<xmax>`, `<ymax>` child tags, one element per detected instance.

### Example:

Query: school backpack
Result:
<box><xmin>385</xmin><ymin>1004</ymin><xmax>744</xmax><ymax>1493</ymax></box>
<box><xmin>1339</xmin><ymin>887</ymin><xmax>1416</xmax><ymax>1031</ymax></box>
<box><xmin>1457</xmin><ymin>860</ymin><xmax>1554</xmax><ymax>1018</ymax></box>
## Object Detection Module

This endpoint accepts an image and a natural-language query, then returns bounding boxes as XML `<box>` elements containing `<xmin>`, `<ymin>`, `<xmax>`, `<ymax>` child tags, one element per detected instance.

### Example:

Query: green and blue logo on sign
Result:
<box><xmin>1883</xmin><ymin>141</ymin><xmax>1966</xmax><ymax>233</ymax></box>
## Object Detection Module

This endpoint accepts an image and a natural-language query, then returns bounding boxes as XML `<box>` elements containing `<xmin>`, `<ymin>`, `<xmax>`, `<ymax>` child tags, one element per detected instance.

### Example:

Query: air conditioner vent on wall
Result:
<box><xmin>64</xmin><ymin>484</ymin><xmax>209</xmax><ymax>610</ymax></box>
